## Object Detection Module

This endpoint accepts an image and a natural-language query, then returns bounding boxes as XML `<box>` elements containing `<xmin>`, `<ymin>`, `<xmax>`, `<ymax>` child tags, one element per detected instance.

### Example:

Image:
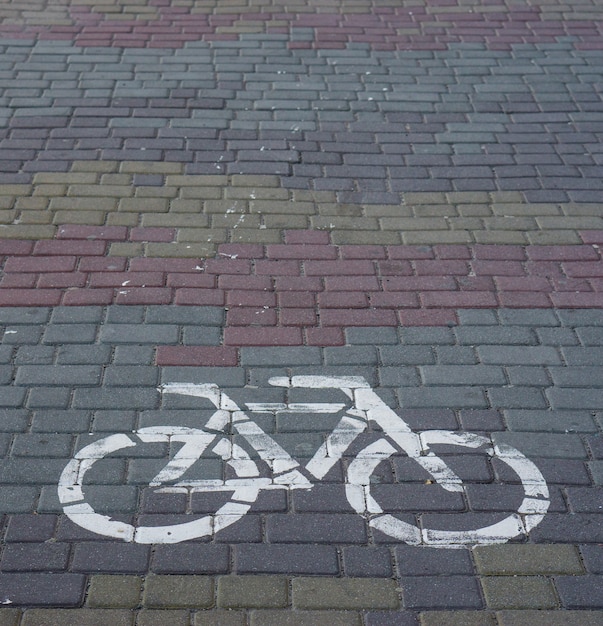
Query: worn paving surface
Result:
<box><xmin>0</xmin><ymin>0</ymin><xmax>603</xmax><ymax>623</ymax></box>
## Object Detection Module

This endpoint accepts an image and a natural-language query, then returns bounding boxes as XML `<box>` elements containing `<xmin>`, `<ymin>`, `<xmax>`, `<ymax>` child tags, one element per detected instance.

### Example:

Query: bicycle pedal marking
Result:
<box><xmin>58</xmin><ymin>375</ymin><xmax>550</xmax><ymax>546</ymax></box>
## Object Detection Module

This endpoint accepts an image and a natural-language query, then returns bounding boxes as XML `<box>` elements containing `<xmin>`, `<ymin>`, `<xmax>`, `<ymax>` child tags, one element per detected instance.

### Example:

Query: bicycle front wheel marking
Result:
<box><xmin>58</xmin><ymin>428</ymin><xmax>261</xmax><ymax>544</ymax></box>
<box><xmin>346</xmin><ymin>431</ymin><xmax>550</xmax><ymax>546</ymax></box>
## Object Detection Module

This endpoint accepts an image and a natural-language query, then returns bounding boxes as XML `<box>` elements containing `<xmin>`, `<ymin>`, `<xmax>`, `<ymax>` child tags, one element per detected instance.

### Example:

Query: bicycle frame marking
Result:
<box><xmin>58</xmin><ymin>375</ymin><xmax>550</xmax><ymax>546</ymax></box>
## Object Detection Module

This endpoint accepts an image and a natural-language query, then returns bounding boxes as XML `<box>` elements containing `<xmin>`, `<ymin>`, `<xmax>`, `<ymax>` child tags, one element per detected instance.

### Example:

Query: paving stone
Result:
<box><xmin>555</xmin><ymin>575</ymin><xmax>603</xmax><ymax>609</ymax></box>
<box><xmin>235</xmin><ymin>544</ymin><xmax>338</xmax><ymax>575</ymax></box>
<box><xmin>0</xmin><ymin>573</ymin><xmax>85</xmax><ymax>606</ymax></box>
<box><xmin>292</xmin><ymin>577</ymin><xmax>399</xmax><ymax>610</ymax></box>
<box><xmin>143</xmin><ymin>575</ymin><xmax>214</xmax><ymax>609</ymax></box>
<box><xmin>399</xmin><ymin>576</ymin><xmax>483</xmax><ymax>610</ymax></box>
<box><xmin>20</xmin><ymin>610</ymin><xmax>135</xmax><ymax>626</ymax></box>
<box><xmin>481</xmin><ymin>576</ymin><xmax>558</xmax><ymax>610</ymax></box>
<box><xmin>137</xmin><ymin>610</ymin><xmax>191</xmax><ymax>626</ymax></box>
<box><xmin>419</xmin><ymin>613</ymin><xmax>495</xmax><ymax>626</ymax></box>
<box><xmin>495</xmin><ymin>611</ymin><xmax>603</xmax><ymax>626</ymax></box>
<box><xmin>86</xmin><ymin>575</ymin><xmax>142</xmax><ymax>608</ymax></box>
<box><xmin>71</xmin><ymin>543</ymin><xmax>150</xmax><ymax>573</ymax></box>
<box><xmin>217</xmin><ymin>576</ymin><xmax>288</xmax><ymax>609</ymax></box>
<box><xmin>250</xmin><ymin>611</ymin><xmax>363</xmax><ymax>626</ymax></box>
<box><xmin>396</xmin><ymin>547</ymin><xmax>474</xmax><ymax>576</ymax></box>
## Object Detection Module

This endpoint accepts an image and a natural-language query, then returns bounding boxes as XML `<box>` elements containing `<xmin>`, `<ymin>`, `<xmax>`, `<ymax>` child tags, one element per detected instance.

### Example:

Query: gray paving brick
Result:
<box><xmin>103</xmin><ymin>366</ymin><xmax>158</xmax><ymax>387</ymax></box>
<box><xmin>561</xmin><ymin>347</ymin><xmax>603</xmax><ymax>366</ymax></box>
<box><xmin>492</xmin><ymin>432</ymin><xmax>587</xmax><ymax>459</ymax></box>
<box><xmin>14</xmin><ymin>346</ymin><xmax>54</xmax><ymax>365</ymax></box>
<box><xmin>42</xmin><ymin>324</ymin><xmax>97</xmax><ymax>344</ymax></box>
<box><xmin>50</xmin><ymin>306</ymin><xmax>104</xmax><ymax>324</ymax></box>
<box><xmin>0</xmin><ymin>573</ymin><xmax>85</xmax><ymax>606</ymax></box>
<box><xmin>420</xmin><ymin>365</ymin><xmax>506</xmax><ymax>386</ymax></box>
<box><xmin>15</xmin><ymin>365</ymin><xmax>102</xmax><ymax>386</ymax></box>
<box><xmin>454</xmin><ymin>326</ymin><xmax>536</xmax><ymax>345</ymax></box>
<box><xmin>488</xmin><ymin>387</ymin><xmax>547</xmax><ymax>410</ymax></box>
<box><xmin>547</xmin><ymin>387</ymin><xmax>603</xmax><ymax>410</ymax></box>
<box><xmin>396</xmin><ymin>547</ymin><xmax>474</xmax><ymax>576</ymax></box>
<box><xmin>498</xmin><ymin>310</ymin><xmax>560</xmax><ymax>326</ymax></box>
<box><xmin>0</xmin><ymin>309</ymin><xmax>50</xmax><ymax>325</ymax></box>
<box><xmin>581</xmin><ymin>545</ymin><xmax>603</xmax><ymax>574</ymax></box>
<box><xmin>57</xmin><ymin>345</ymin><xmax>112</xmax><ymax>365</ymax></box>
<box><xmin>395</xmin><ymin>386</ymin><xmax>487</xmax><ymax>409</ymax></box>
<box><xmin>0</xmin><ymin>542</ymin><xmax>70</xmax><ymax>572</ymax></box>
<box><xmin>504</xmin><ymin>410</ymin><xmax>598</xmax><ymax>433</ymax></box>
<box><xmin>100</xmin><ymin>324</ymin><xmax>178</xmax><ymax>344</ymax></box>
<box><xmin>379</xmin><ymin>346</ymin><xmax>435</xmax><ymax>365</ymax></box>
<box><xmin>477</xmin><ymin>346</ymin><xmax>561</xmax><ymax>365</ymax></box>
<box><xmin>0</xmin><ymin>486</ymin><xmax>38</xmax><ymax>514</ymax></box>
<box><xmin>73</xmin><ymin>387</ymin><xmax>159</xmax><ymax>410</ymax></box>
<box><xmin>345</xmin><ymin>327</ymin><xmax>399</xmax><ymax>345</ymax></box>
<box><xmin>72</xmin><ymin>542</ymin><xmax>150</xmax><ymax>573</ymax></box>
<box><xmin>400</xmin><ymin>576</ymin><xmax>482</xmax><ymax>609</ymax></box>
<box><xmin>555</xmin><ymin>575</ymin><xmax>603</xmax><ymax>608</ymax></box>
<box><xmin>266</xmin><ymin>513</ymin><xmax>366</xmax><ymax>543</ymax></box>
<box><xmin>12</xmin><ymin>434</ymin><xmax>72</xmax><ymax>457</ymax></box>
<box><xmin>235</xmin><ymin>544</ymin><xmax>338</xmax><ymax>575</ymax></box>
<box><xmin>505</xmin><ymin>366</ymin><xmax>550</xmax><ymax>387</ymax></box>
<box><xmin>27</xmin><ymin>387</ymin><xmax>72</xmax><ymax>409</ymax></box>
<box><xmin>152</xmin><ymin>544</ymin><xmax>230</xmax><ymax>574</ymax></box>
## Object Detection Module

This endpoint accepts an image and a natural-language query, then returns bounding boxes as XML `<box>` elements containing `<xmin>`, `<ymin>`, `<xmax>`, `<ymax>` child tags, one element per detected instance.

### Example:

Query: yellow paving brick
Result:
<box><xmin>145</xmin><ymin>242</ymin><xmax>216</xmax><ymax>257</ymax></box>
<box><xmin>166</xmin><ymin>175</ymin><xmax>225</xmax><ymax>187</ymax></box>
<box><xmin>50</xmin><ymin>197</ymin><xmax>117</xmax><ymax>212</ymax></box>
<box><xmin>135</xmin><ymin>187</ymin><xmax>179</xmax><ymax>199</ymax></box>
<box><xmin>34</xmin><ymin>172</ymin><xmax>97</xmax><ymax>184</ymax></box>
<box><xmin>108</xmin><ymin>242</ymin><xmax>145</xmax><ymax>256</ymax></box>
<box><xmin>121</xmin><ymin>161</ymin><xmax>183</xmax><ymax>174</ymax></box>
<box><xmin>68</xmin><ymin>184</ymin><xmax>134</xmax><ymax>197</ymax></box>
<box><xmin>106</xmin><ymin>213</ymin><xmax>140</xmax><ymax>227</ymax></box>
<box><xmin>52</xmin><ymin>211</ymin><xmax>108</xmax><ymax>225</ymax></box>
<box><xmin>32</xmin><ymin>184</ymin><xmax>67</xmax><ymax>197</ymax></box>
<box><xmin>402</xmin><ymin>230</ymin><xmax>473</xmax><ymax>244</ymax></box>
<box><xmin>176</xmin><ymin>228</ymin><xmax>227</xmax><ymax>243</ymax></box>
<box><xmin>262</xmin><ymin>214</ymin><xmax>309</xmax><ymax>230</ymax></box>
<box><xmin>211</xmin><ymin>214</ymin><xmax>262</xmax><ymax>228</ymax></box>
<box><xmin>0</xmin><ymin>210</ymin><xmax>17</xmax><ymax>223</ymax></box>
<box><xmin>229</xmin><ymin>228</ymin><xmax>282</xmax><ymax>243</ymax></box>
<box><xmin>18</xmin><ymin>210</ymin><xmax>53</xmax><ymax>224</ymax></box>
<box><xmin>141</xmin><ymin>214</ymin><xmax>210</xmax><ymax>228</ymax></box>
<box><xmin>118</xmin><ymin>198</ymin><xmax>169</xmax><ymax>213</ymax></box>
<box><xmin>0</xmin><ymin>224</ymin><xmax>56</xmax><ymax>239</ymax></box>
<box><xmin>15</xmin><ymin>197</ymin><xmax>49</xmax><ymax>211</ymax></box>
<box><xmin>71</xmin><ymin>160</ymin><xmax>119</xmax><ymax>173</ymax></box>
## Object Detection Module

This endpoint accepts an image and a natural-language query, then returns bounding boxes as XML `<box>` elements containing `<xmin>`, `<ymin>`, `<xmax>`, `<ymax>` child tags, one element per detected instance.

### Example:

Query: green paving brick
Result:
<box><xmin>146</xmin><ymin>242</ymin><xmax>217</xmax><ymax>257</ymax></box>
<box><xmin>143</xmin><ymin>575</ymin><xmax>214</xmax><ymax>609</ymax></box>
<box><xmin>250</xmin><ymin>610</ymin><xmax>362</xmax><ymax>625</ymax></box>
<box><xmin>526</xmin><ymin>230</ymin><xmax>582</xmax><ymax>245</ymax></box>
<box><xmin>473</xmin><ymin>545</ymin><xmax>584</xmax><ymax>576</ymax></box>
<box><xmin>0</xmin><ymin>610</ymin><xmax>20</xmax><ymax>626</ymax></box>
<box><xmin>420</xmin><ymin>611</ymin><xmax>496</xmax><ymax>626</ymax></box>
<box><xmin>194</xmin><ymin>610</ymin><xmax>247</xmax><ymax>625</ymax></box>
<box><xmin>21</xmin><ymin>609</ymin><xmax>134</xmax><ymax>626</ymax></box>
<box><xmin>217</xmin><ymin>576</ymin><xmax>289</xmax><ymax>609</ymax></box>
<box><xmin>137</xmin><ymin>609</ymin><xmax>191</xmax><ymax>626</ymax></box>
<box><xmin>496</xmin><ymin>610</ymin><xmax>603</xmax><ymax>626</ymax></box>
<box><xmin>481</xmin><ymin>576</ymin><xmax>558</xmax><ymax>610</ymax></box>
<box><xmin>291</xmin><ymin>577</ymin><xmax>399</xmax><ymax>610</ymax></box>
<box><xmin>86</xmin><ymin>575</ymin><xmax>143</xmax><ymax>608</ymax></box>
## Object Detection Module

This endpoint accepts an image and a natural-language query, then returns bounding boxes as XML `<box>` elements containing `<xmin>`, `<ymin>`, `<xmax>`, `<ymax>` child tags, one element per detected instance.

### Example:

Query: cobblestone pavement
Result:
<box><xmin>1</xmin><ymin>0</ymin><xmax>603</xmax><ymax>623</ymax></box>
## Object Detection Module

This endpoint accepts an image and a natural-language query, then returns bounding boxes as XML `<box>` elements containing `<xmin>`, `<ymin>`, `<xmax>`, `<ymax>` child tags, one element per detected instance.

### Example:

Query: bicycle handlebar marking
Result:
<box><xmin>58</xmin><ymin>376</ymin><xmax>550</xmax><ymax>546</ymax></box>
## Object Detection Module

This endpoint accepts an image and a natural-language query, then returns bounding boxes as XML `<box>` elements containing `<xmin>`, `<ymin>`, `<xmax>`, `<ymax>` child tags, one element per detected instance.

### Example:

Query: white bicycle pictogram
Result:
<box><xmin>58</xmin><ymin>375</ymin><xmax>550</xmax><ymax>546</ymax></box>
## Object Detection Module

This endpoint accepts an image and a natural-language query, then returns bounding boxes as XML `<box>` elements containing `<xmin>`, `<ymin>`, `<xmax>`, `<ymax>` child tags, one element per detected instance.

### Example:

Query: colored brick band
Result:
<box><xmin>2</xmin><ymin>232</ymin><xmax>603</xmax><ymax>349</ymax></box>
<box><xmin>1</xmin><ymin>0</ymin><xmax>603</xmax><ymax>50</ymax></box>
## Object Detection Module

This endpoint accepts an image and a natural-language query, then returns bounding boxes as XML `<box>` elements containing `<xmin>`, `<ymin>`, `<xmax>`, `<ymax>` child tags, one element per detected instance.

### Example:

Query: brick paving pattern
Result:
<box><xmin>0</xmin><ymin>0</ymin><xmax>603</xmax><ymax>623</ymax></box>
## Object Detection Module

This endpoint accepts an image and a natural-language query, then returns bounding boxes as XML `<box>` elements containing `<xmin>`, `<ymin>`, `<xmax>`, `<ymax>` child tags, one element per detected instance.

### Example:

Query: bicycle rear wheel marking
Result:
<box><xmin>57</xmin><ymin>427</ymin><xmax>261</xmax><ymax>544</ymax></box>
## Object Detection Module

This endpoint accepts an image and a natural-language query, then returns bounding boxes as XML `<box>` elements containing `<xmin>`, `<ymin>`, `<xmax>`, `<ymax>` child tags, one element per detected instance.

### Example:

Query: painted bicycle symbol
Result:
<box><xmin>58</xmin><ymin>376</ymin><xmax>549</xmax><ymax>546</ymax></box>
